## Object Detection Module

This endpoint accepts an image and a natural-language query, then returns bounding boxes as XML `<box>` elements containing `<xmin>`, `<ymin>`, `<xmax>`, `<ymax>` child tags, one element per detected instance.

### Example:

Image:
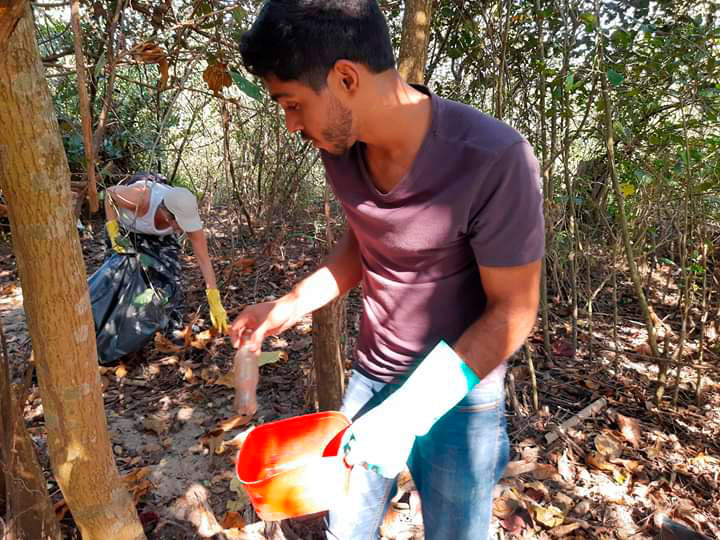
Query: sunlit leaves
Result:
<box><xmin>607</xmin><ymin>69</ymin><xmax>625</xmax><ymax>86</ymax></box>
<box><xmin>230</xmin><ymin>70</ymin><xmax>263</xmax><ymax>101</ymax></box>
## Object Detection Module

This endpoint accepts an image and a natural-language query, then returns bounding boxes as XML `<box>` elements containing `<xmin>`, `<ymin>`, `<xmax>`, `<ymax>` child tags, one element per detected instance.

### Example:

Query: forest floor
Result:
<box><xmin>0</xmin><ymin>209</ymin><xmax>719</xmax><ymax>540</ymax></box>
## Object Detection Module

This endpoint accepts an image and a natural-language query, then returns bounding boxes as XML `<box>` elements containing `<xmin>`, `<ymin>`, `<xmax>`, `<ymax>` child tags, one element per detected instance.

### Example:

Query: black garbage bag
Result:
<box><xmin>89</xmin><ymin>232</ymin><xmax>182</xmax><ymax>365</ymax></box>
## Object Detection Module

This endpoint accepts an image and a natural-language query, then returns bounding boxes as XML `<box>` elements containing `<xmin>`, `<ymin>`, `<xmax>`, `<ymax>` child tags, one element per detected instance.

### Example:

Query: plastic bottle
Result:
<box><xmin>234</xmin><ymin>332</ymin><xmax>259</xmax><ymax>416</ymax></box>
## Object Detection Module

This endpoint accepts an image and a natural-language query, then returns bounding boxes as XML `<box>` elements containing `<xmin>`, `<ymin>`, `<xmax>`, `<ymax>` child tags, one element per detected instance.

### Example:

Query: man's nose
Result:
<box><xmin>285</xmin><ymin>113</ymin><xmax>303</xmax><ymax>134</ymax></box>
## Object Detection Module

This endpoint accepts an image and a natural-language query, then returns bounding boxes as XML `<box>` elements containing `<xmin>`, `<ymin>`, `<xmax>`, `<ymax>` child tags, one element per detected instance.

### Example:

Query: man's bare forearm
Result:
<box><xmin>453</xmin><ymin>301</ymin><xmax>537</xmax><ymax>382</ymax></box>
<box><xmin>104</xmin><ymin>188</ymin><xmax>118</xmax><ymax>221</ymax></box>
<box><xmin>188</xmin><ymin>230</ymin><xmax>218</xmax><ymax>289</ymax></box>
<box><xmin>285</xmin><ymin>227</ymin><xmax>362</xmax><ymax>315</ymax></box>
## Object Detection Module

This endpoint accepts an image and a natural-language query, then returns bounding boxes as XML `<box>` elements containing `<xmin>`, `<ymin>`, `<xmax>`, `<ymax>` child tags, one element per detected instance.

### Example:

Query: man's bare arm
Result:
<box><xmin>453</xmin><ymin>260</ymin><xmax>541</xmax><ymax>380</ymax></box>
<box><xmin>285</xmin><ymin>227</ymin><xmax>362</xmax><ymax>315</ymax></box>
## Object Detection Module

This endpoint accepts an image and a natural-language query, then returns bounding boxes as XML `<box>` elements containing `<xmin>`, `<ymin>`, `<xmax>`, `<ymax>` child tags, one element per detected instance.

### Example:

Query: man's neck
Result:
<box><xmin>358</xmin><ymin>75</ymin><xmax>432</xmax><ymax>192</ymax></box>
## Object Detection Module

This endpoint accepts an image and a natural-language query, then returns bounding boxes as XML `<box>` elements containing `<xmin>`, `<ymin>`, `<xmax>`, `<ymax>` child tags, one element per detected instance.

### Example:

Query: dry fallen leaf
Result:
<box><xmin>532</xmin><ymin>463</ymin><xmax>561</xmax><ymax>481</ymax></box>
<box><xmin>493</xmin><ymin>495</ymin><xmax>519</xmax><ymax>519</ymax></box>
<box><xmin>586</xmin><ymin>452</ymin><xmax>617</xmax><ymax>474</ymax></box>
<box><xmin>594</xmin><ymin>432</ymin><xmax>623</xmax><ymax>459</ymax></box>
<box><xmin>503</xmin><ymin>460</ymin><xmax>538</xmax><ymax>478</ymax></box>
<box><xmin>122</xmin><ymin>467</ymin><xmax>152</xmax><ymax>504</ymax></box>
<box><xmin>524</xmin><ymin>481</ymin><xmax>550</xmax><ymax>503</ymax></box>
<box><xmin>501</xmin><ymin>510</ymin><xmax>532</xmax><ymax>534</ymax></box>
<box><xmin>557</xmin><ymin>449</ymin><xmax>575</xmax><ymax>483</ymax></box>
<box><xmin>129</xmin><ymin>41</ymin><xmax>169</xmax><ymax>91</ymax></box>
<box><xmin>533</xmin><ymin>504</ymin><xmax>565</xmax><ymax>528</ymax></box>
<box><xmin>203</xmin><ymin>62</ymin><xmax>232</xmax><ymax>96</ymax></box>
<box><xmin>172</xmin><ymin>484</ymin><xmax>223</xmax><ymax>538</ymax></box>
<box><xmin>115</xmin><ymin>364</ymin><xmax>128</xmax><ymax>378</ymax></box>
<box><xmin>220</xmin><ymin>511</ymin><xmax>246</xmax><ymax>530</ymax></box>
<box><xmin>214</xmin><ymin>370</ymin><xmax>235</xmax><ymax>388</ymax></box>
<box><xmin>549</xmin><ymin>522</ymin><xmax>582</xmax><ymax>537</ymax></box>
<box><xmin>155</xmin><ymin>332</ymin><xmax>182</xmax><ymax>354</ymax></box>
<box><xmin>143</xmin><ymin>412</ymin><xmax>172</xmax><ymax>437</ymax></box>
<box><xmin>616</xmin><ymin>413</ymin><xmax>642</xmax><ymax>449</ymax></box>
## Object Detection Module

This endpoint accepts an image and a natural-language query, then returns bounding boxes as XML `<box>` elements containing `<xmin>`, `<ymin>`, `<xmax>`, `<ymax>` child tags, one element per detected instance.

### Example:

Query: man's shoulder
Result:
<box><xmin>434</xmin><ymin>96</ymin><xmax>527</xmax><ymax>158</ymax></box>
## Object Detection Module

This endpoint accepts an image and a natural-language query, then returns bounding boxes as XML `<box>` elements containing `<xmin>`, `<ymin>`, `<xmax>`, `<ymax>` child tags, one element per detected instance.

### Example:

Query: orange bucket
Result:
<box><xmin>236</xmin><ymin>411</ymin><xmax>352</xmax><ymax>521</ymax></box>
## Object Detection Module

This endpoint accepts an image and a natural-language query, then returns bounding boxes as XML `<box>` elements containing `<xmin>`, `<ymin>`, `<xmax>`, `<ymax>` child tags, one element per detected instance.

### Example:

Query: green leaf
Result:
<box><xmin>699</xmin><ymin>87</ymin><xmax>720</xmax><ymax>98</ymax></box>
<box><xmin>607</xmin><ymin>69</ymin><xmax>624</xmax><ymax>86</ymax></box>
<box><xmin>139</xmin><ymin>254</ymin><xmax>154</xmax><ymax>267</ymax></box>
<box><xmin>116</xmin><ymin>236</ymin><xmax>132</xmax><ymax>250</ymax></box>
<box><xmin>580</xmin><ymin>13</ymin><xmax>597</xmax><ymax>29</ymax></box>
<box><xmin>611</xmin><ymin>29</ymin><xmax>631</xmax><ymax>46</ymax></box>
<box><xmin>258</xmin><ymin>350</ymin><xmax>287</xmax><ymax>367</ymax></box>
<box><xmin>133</xmin><ymin>288</ymin><xmax>156</xmax><ymax>306</ymax></box>
<box><xmin>564</xmin><ymin>73</ymin><xmax>575</xmax><ymax>91</ymax></box>
<box><xmin>229</xmin><ymin>70</ymin><xmax>263</xmax><ymax>101</ymax></box>
<box><xmin>619</xmin><ymin>183</ymin><xmax>636</xmax><ymax>197</ymax></box>
<box><xmin>634</xmin><ymin>169</ymin><xmax>650</xmax><ymax>182</ymax></box>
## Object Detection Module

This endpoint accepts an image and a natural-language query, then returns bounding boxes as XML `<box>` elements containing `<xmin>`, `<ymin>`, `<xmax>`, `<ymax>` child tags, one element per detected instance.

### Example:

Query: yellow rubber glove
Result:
<box><xmin>106</xmin><ymin>220</ymin><xmax>125</xmax><ymax>253</ymax></box>
<box><xmin>206</xmin><ymin>288</ymin><xmax>229</xmax><ymax>334</ymax></box>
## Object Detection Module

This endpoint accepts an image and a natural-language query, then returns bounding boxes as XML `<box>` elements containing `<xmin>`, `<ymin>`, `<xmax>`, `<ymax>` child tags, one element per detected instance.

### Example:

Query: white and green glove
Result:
<box><xmin>341</xmin><ymin>340</ymin><xmax>480</xmax><ymax>478</ymax></box>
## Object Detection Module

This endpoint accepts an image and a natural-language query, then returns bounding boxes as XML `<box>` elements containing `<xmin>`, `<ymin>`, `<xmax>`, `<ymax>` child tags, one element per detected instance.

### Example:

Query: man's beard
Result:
<box><xmin>321</xmin><ymin>94</ymin><xmax>353</xmax><ymax>155</ymax></box>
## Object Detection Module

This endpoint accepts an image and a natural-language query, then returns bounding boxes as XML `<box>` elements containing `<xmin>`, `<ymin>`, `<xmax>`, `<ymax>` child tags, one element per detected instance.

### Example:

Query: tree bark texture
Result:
<box><xmin>69</xmin><ymin>0</ymin><xmax>98</xmax><ymax>213</ymax></box>
<box><xmin>1</xmin><ymin>322</ymin><xmax>62</xmax><ymax>540</ymax></box>
<box><xmin>311</xmin><ymin>186</ymin><xmax>345</xmax><ymax>411</ymax></box>
<box><xmin>397</xmin><ymin>0</ymin><xmax>433</xmax><ymax>84</ymax></box>
<box><xmin>0</xmin><ymin>6</ymin><xmax>146</xmax><ymax>540</ymax></box>
<box><xmin>312</xmin><ymin>298</ymin><xmax>345</xmax><ymax>411</ymax></box>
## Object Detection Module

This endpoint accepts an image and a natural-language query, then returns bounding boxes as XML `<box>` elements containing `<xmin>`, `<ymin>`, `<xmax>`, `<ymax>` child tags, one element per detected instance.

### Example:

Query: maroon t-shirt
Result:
<box><xmin>321</xmin><ymin>87</ymin><xmax>544</xmax><ymax>384</ymax></box>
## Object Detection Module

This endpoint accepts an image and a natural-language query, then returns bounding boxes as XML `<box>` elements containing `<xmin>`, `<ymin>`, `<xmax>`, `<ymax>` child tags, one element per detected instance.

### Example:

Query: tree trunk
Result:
<box><xmin>594</xmin><ymin>0</ymin><xmax>660</xmax><ymax>372</ymax></box>
<box><xmin>311</xmin><ymin>186</ymin><xmax>345</xmax><ymax>411</ymax></box>
<box><xmin>0</xmin><ymin>6</ymin><xmax>146</xmax><ymax>540</ymax></box>
<box><xmin>70</xmin><ymin>0</ymin><xmax>98</xmax><ymax>213</ymax></box>
<box><xmin>312</xmin><ymin>299</ymin><xmax>345</xmax><ymax>411</ymax></box>
<box><xmin>534</xmin><ymin>0</ymin><xmax>552</xmax><ymax>363</ymax></box>
<box><xmin>397</xmin><ymin>0</ymin><xmax>433</xmax><ymax>84</ymax></box>
<box><xmin>1</xmin><ymin>322</ymin><xmax>62</xmax><ymax>540</ymax></box>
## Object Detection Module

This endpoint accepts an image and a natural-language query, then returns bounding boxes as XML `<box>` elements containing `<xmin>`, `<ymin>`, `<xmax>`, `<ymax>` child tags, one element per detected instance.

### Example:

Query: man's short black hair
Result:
<box><xmin>240</xmin><ymin>0</ymin><xmax>395</xmax><ymax>90</ymax></box>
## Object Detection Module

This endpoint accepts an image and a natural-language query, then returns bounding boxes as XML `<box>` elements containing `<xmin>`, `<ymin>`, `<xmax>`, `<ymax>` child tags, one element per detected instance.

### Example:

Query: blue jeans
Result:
<box><xmin>326</xmin><ymin>370</ymin><xmax>509</xmax><ymax>540</ymax></box>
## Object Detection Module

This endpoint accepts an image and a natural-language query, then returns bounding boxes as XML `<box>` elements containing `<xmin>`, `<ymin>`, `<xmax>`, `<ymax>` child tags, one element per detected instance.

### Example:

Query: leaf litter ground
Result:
<box><xmin>0</xmin><ymin>210</ymin><xmax>718</xmax><ymax>539</ymax></box>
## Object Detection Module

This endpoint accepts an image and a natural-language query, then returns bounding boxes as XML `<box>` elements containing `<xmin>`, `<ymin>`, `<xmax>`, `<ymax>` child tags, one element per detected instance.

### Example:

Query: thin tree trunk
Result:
<box><xmin>612</xmin><ymin>243</ymin><xmax>619</xmax><ymax>364</ymax></box>
<box><xmin>397</xmin><ymin>0</ymin><xmax>433</xmax><ymax>84</ymax></box>
<box><xmin>672</xmin><ymin>104</ymin><xmax>695</xmax><ymax>407</ymax></box>
<box><xmin>594</xmin><ymin>0</ymin><xmax>660</xmax><ymax>383</ymax></box>
<box><xmin>493</xmin><ymin>0</ymin><xmax>511</xmax><ymax>119</ymax></box>
<box><xmin>534</xmin><ymin>0</ymin><xmax>552</xmax><ymax>362</ymax></box>
<box><xmin>90</xmin><ymin>0</ymin><xmax>124</xmax><ymax>163</ymax></box>
<box><xmin>312</xmin><ymin>186</ymin><xmax>345</xmax><ymax>411</ymax></box>
<box><xmin>695</xmin><ymin>236</ymin><xmax>709</xmax><ymax>405</ymax></box>
<box><xmin>524</xmin><ymin>344</ymin><xmax>538</xmax><ymax>412</ymax></box>
<box><xmin>0</xmin><ymin>6</ymin><xmax>146</xmax><ymax>539</ymax></box>
<box><xmin>70</xmin><ymin>0</ymin><xmax>97</xmax><ymax>213</ymax></box>
<box><xmin>561</xmin><ymin>5</ymin><xmax>577</xmax><ymax>359</ymax></box>
<box><xmin>0</xmin><ymin>323</ymin><xmax>62</xmax><ymax>540</ymax></box>
<box><xmin>221</xmin><ymin>101</ymin><xmax>254</xmax><ymax>236</ymax></box>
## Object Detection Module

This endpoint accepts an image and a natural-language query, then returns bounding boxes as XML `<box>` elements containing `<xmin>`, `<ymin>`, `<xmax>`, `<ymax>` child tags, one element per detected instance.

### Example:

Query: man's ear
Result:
<box><xmin>329</xmin><ymin>60</ymin><xmax>360</xmax><ymax>95</ymax></box>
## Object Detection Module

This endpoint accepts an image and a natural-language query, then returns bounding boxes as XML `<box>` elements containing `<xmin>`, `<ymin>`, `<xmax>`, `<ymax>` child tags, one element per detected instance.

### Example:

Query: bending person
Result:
<box><xmin>104</xmin><ymin>173</ymin><xmax>229</xmax><ymax>334</ymax></box>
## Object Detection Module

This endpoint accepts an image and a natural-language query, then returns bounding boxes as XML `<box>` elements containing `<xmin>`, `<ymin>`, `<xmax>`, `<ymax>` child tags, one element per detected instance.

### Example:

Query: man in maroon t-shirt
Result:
<box><xmin>232</xmin><ymin>2</ymin><xmax>543</xmax><ymax>539</ymax></box>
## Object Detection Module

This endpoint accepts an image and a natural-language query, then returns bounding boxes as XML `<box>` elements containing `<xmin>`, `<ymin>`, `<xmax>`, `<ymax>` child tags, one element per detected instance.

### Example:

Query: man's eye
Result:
<box><xmin>285</xmin><ymin>103</ymin><xmax>300</xmax><ymax>112</ymax></box>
